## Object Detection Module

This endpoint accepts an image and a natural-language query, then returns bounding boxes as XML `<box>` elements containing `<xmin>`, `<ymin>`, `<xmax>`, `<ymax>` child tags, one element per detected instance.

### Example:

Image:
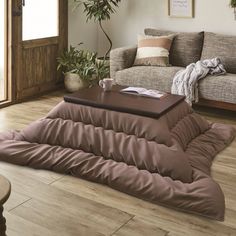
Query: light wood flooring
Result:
<box><xmin>0</xmin><ymin>90</ymin><xmax>235</xmax><ymax>236</ymax></box>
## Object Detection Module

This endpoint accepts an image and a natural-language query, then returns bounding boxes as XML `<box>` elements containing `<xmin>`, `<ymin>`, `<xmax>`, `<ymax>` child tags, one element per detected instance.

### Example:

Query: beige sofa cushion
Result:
<box><xmin>201</xmin><ymin>32</ymin><xmax>236</xmax><ymax>74</ymax></box>
<box><xmin>145</xmin><ymin>28</ymin><xmax>204</xmax><ymax>67</ymax></box>
<box><xmin>115</xmin><ymin>66</ymin><xmax>236</xmax><ymax>104</ymax></box>
<box><xmin>115</xmin><ymin>66</ymin><xmax>182</xmax><ymax>92</ymax></box>
<box><xmin>199</xmin><ymin>73</ymin><xmax>236</xmax><ymax>104</ymax></box>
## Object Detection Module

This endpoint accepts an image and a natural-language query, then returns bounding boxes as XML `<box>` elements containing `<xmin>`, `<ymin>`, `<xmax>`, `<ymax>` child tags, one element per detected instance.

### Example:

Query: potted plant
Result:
<box><xmin>73</xmin><ymin>0</ymin><xmax>121</xmax><ymax>59</ymax></box>
<box><xmin>57</xmin><ymin>44</ymin><xmax>109</xmax><ymax>92</ymax></box>
<box><xmin>230</xmin><ymin>0</ymin><xmax>236</xmax><ymax>19</ymax></box>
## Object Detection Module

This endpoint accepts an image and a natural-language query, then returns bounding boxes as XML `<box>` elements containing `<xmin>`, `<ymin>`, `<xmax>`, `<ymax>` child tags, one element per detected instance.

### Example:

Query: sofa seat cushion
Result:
<box><xmin>144</xmin><ymin>29</ymin><xmax>204</xmax><ymax>67</ymax></box>
<box><xmin>115</xmin><ymin>66</ymin><xmax>182</xmax><ymax>92</ymax></box>
<box><xmin>201</xmin><ymin>32</ymin><xmax>236</xmax><ymax>74</ymax></box>
<box><xmin>199</xmin><ymin>73</ymin><xmax>236</xmax><ymax>104</ymax></box>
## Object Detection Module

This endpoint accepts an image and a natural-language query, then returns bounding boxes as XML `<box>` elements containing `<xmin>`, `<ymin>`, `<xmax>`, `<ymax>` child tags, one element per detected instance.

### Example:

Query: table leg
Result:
<box><xmin>0</xmin><ymin>205</ymin><xmax>6</xmax><ymax>236</ymax></box>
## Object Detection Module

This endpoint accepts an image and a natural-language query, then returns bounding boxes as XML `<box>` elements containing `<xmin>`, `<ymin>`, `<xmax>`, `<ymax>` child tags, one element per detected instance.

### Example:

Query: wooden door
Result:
<box><xmin>12</xmin><ymin>0</ymin><xmax>68</xmax><ymax>101</ymax></box>
<box><xmin>0</xmin><ymin>0</ymin><xmax>8</xmax><ymax>103</ymax></box>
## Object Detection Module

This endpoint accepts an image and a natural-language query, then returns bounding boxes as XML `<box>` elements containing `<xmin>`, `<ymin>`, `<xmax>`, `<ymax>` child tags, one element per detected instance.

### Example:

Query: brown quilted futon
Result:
<box><xmin>0</xmin><ymin>100</ymin><xmax>235</xmax><ymax>221</ymax></box>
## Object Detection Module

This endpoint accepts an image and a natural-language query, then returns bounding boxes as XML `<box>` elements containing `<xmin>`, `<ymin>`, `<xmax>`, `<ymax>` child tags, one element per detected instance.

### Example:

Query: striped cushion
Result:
<box><xmin>134</xmin><ymin>34</ymin><xmax>174</xmax><ymax>67</ymax></box>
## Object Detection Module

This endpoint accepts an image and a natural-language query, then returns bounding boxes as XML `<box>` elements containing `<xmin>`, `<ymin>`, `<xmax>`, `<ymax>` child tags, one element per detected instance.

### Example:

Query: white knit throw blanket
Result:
<box><xmin>171</xmin><ymin>58</ymin><xmax>226</xmax><ymax>106</ymax></box>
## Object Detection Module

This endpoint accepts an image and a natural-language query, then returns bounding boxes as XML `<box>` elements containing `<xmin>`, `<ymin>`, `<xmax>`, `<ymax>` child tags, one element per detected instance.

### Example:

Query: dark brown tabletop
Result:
<box><xmin>64</xmin><ymin>85</ymin><xmax>185</xmax><ymax>118</ymax></box>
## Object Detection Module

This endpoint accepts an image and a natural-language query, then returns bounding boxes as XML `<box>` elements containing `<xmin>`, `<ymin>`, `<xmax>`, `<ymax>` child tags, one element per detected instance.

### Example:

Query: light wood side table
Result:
<box><xmin>0</xmin><ymin>175</ymin><xmax>11</xmax><ymax>236</ymax></box>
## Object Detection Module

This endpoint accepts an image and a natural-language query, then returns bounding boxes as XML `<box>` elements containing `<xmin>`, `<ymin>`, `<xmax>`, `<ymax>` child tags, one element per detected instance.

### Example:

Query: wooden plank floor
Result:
<box><xmin>0</xmin><ymin>90</ymin><xmax>235</xmax><ymax>236</ymax></box>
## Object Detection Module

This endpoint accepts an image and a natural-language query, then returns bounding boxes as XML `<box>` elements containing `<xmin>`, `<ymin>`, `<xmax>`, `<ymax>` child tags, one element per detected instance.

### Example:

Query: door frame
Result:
<box><xmin>10</xmin><ymin>0</ymin><xmax>68</xmax><ymax>103</ymax></box>
<box><xmin>0</xmin><ymin>0</ymin><xmax>11</xmax><ymax>107</ymax></box>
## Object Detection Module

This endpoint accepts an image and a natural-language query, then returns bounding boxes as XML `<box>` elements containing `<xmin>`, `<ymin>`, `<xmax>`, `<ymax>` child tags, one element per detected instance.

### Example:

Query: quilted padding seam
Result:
<box><xmin>185</xmin><ymin>127</ymin><xmax>223</xmax><ymax>156</ymax></box>
<box><xmin>28</xmin><ymin>135</ymin><xmax>172</xmax><ymax>164</ymax></box>
<box><xmin>42</xmin><ymin>117</ymin><xmax>171</xmax><ymax>145</ymax></box>
<box><xmin>170</xmin><ymin>113</ymin><xmax>211</xmax><ymax>148</ymax></box>
<box><xmin>169</xmin><ymin>110</ymin><xmax>194</xmax><ymax>131</ymax></box>
<box><xmin>18</xmin><ymin>139</ymin><xmax>175</xmax><ymax>174</ymax></box>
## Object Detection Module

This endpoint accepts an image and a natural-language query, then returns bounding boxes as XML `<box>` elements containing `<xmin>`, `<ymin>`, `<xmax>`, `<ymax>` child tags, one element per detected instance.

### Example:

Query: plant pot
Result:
<box><xmin>64</xmin><ymin>72</ymin><xmax>88</xmax><ymax>92</ymax></box>
<box><xmin>97</xmin><ymin>57</ymin><xmax>110</xmax><ymax>66</ymax></box>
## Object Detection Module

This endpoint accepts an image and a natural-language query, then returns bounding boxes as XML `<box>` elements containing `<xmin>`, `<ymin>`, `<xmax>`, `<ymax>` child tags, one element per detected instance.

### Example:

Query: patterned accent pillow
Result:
<box><xmin>133</xmin><ymin>34</ymin><xmax>175</xmax><ymax>67</ymax></box>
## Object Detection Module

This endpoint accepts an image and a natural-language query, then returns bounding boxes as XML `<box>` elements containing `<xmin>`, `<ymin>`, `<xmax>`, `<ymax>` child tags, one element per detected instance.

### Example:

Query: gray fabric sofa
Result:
<box><xmin>110</xmin><ymin>29</ymin><xmax>236</xmax><ymax>111</ymax></box>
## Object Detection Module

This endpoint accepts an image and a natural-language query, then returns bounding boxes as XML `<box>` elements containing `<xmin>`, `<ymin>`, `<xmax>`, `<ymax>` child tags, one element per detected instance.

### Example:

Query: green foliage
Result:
<box><xmin>73</xmin><ymin>0</ymin><xmax>121</xmax><ymax>58</ymax></box>
<box><xmin>95</xmin><ymin>59</ymin><xmax>110</xmax><ymax>81</ymax></box>
<box><xmin>57</xmin><ymin>44</ymin><xmax>83</xmax><ymax>73</ymax></box>
<box><xmin>230</xmin><ymin>0</ymin><xmax>236</xmax><ymax>7</ymax></box>
<box><xmin>74</xmin><ymin>0</ymin><xmax>121</xmax><ymax>22</ymax></box>
<box><xmin>57</xmin><ymin>44</ymin><xmax>109</xmax><ymax>84</ymax></box>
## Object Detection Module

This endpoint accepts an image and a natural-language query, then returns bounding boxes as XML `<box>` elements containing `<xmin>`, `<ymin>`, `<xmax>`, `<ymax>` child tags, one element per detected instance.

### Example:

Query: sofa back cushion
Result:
<box><xmin>144</xmin><ymin>28</ymin><xmax>204</xmax><ymax>67</ymax></box>
<box><xmin>201</xmin><ymin>32</ymin><xmax>236</xmax><ymax>74</ymax></box>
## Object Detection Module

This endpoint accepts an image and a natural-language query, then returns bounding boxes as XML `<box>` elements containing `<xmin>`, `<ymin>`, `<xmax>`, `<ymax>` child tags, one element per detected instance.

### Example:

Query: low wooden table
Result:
<box><xmin>0</xmin><ymin>175</ymin><xmax>11</xmax><ymax>236</ymax></box>
<box><xmin>64</xmin><ymin>85</ymin><xmax>185</xmax><ymax>118</ymax></box>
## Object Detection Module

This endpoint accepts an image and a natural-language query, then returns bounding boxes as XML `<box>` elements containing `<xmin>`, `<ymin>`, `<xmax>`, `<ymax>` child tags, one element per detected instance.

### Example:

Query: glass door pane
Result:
<box><xmin>0</xmin><ymin>0</ymin><xmax>6</xmax><ymax>101</ymax></box>
<box><xmin>23</xmin><ymin>0</ymin><xmax>59</xmax><ymax>41</ymax></box>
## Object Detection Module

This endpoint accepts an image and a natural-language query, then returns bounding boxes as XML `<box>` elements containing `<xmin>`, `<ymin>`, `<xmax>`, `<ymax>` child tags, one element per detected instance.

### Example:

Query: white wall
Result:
<box><xmin>97</xmin><ymin>0</ymin><xmax>236</xmax><ymax>55</ymax></box>
<box><xmin>68</xmin><ymin>0</ymin><xmax>236</xmax><ymax>55</ymax></box>
<box><xmin>68</xmin><ymin>0</ymin><xmax>98</xmax><ymax>52</ymax></box>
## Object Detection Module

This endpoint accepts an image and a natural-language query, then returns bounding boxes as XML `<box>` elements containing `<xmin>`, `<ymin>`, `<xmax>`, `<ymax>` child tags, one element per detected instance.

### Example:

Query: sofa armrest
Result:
<box><xmin>110</xmin><ymin>46</ymin><xmax>137</xmax><ymax>80</ymax></box>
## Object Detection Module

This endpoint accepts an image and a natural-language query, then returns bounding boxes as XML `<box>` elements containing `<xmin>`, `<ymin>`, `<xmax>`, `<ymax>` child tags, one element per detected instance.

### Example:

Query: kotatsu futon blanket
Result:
<box><xmin>0</xmin><ymin>101</ymin><xmax>235</xmax><ymax>220</ymax></box>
